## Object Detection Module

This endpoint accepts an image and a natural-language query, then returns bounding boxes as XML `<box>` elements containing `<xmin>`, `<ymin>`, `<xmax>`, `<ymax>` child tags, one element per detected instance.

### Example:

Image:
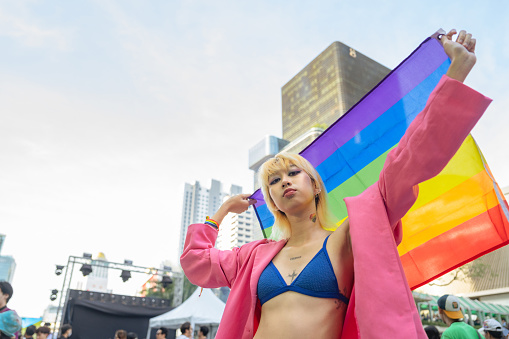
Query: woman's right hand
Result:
<box><xmin>210</xmin><ymin>194</ymin><xmax>257</xmax><ymax>225</ymax></box>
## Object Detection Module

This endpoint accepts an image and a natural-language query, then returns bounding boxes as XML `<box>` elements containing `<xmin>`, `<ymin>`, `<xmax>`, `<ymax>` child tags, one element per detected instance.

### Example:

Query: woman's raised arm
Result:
<box><xmin>378</xmin><ymin>29</ymin><xmax>492</xmax><ymax>243</ymax></box>
<box><xmin>180</xmin><ymin>194</ymin><xmax>257</xmax><ymax>288</ymax></box>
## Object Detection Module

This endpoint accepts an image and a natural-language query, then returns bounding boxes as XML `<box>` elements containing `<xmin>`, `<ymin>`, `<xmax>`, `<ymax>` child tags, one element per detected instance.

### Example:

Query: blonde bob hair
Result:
<box><xmin>258</xmin><ymin>152</ymin><xmax>337</xmax><ymax>240</ymax></box>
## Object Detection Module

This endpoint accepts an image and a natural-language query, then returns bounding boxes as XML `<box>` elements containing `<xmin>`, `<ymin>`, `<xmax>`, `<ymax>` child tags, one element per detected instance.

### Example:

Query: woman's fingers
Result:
<box><xmin>463</xmin><ymin>33</ymin><xmax>472</xmax><ymax>48</ymax></box>
<box><xmin>456</xmin><ymin>30</ymin><xmax>467</xmax><ymax>44</ymax></box>
<box><xmin>445</xmin><ymin>29</ymin><xmax>457</xmax><ymax>40</ymax></box>
<box><xmin>469</xmin><ymin>38</ymin><xmax>476</xmax><ymax>53</ymax></box>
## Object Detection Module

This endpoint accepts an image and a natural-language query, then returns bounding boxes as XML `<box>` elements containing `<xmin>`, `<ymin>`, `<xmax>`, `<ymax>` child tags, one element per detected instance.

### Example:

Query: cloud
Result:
<box><xmin>0</xmin><ymin>5</ymin><xmax>71</xmax><ymax>50</ymax></box>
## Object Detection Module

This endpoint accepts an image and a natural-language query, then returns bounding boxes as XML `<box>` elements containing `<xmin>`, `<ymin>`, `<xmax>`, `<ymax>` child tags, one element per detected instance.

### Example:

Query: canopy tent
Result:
<box><xmin>148</xmin><ymin>288</ymin><xmax>225</xmax><ymax>338</ymax></box>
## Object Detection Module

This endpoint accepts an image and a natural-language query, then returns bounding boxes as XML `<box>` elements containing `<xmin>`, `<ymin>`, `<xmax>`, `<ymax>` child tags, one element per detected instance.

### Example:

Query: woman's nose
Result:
<box><xmin>281</xmin><ymin>176</ymin><xmax>291</xmax><ymax>187</ymax></box>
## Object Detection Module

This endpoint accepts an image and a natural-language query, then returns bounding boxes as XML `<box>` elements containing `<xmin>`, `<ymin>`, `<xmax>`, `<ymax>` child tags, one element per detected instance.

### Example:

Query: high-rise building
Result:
<box><xmin>179</xmin><ymin>179</ymin><xmax>244</xmax><ymax>256</ymax></box>
<box><xmin>216</xmin><ymin>208</ymin><xmax>255</xmax><ymax>250</ymax></box>
<box><xmin>86</xmin><ymin>252</ymin><xmax>109</xmax><ymax>292</ymax></box>
<box><xmin>281</xmin><ymin>41</ymin><xmax>391</xmax><ymax>152</ymax></box>
<box><xmin>0</xmin><ymin>234</ymin><xmax>5</xmax><ymax>254</ymax></box>
<box><xmin>0</xmin><ymin>256</ymin><xmax>15</xmax><ymax>283</ymax></box>
<box><xmin>0</xmin><ymin>234</ymin><xmax>16</xmax><ymax>283</ymax></box>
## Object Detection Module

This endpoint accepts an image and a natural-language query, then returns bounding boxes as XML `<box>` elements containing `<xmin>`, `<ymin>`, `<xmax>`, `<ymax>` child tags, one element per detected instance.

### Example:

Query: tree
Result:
<box><xmin>143</xmin><ymin>274</ymin><xmax>198</xmax><ymax>305</ymax></box>
<box><xmin>182</xmin><ymin>275</ymin><xmax>198</xmax><ymax>301</ymax></box>
<box><xmin>429</xmin><ymin>259</ymin><xmax>496</xmax><ymax>287</ymax></box>
<box><xmin>143</xmin><ymin>277</ymin><xmax>175</xmax><ymax>300</ymax></box>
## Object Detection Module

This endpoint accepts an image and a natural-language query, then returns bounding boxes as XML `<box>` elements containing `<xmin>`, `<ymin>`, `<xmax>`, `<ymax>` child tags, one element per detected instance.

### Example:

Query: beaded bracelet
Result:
<box><xmin>205</xmin><ymin>216</ymin><xmax>219</xmax><ymax>230</ymax></box>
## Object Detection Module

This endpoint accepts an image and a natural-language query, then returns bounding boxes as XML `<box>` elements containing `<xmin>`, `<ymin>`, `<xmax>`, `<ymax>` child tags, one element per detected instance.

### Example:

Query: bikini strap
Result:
<box><xmin>322</xmin><ymin>234</ymin><xmax>331</xmax><ymax>249</ymax></box>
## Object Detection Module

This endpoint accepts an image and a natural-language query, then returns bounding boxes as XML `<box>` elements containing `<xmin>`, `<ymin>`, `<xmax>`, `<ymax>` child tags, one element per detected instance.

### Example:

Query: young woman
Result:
<box><xmin>181</xmin><ymin>29</ymin><xmax>492</xmax><ymax>339</ymax></box>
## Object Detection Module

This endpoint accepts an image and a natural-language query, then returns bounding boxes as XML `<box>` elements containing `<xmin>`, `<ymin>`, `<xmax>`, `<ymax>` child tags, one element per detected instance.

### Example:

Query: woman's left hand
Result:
<box><xmin>442</xmin><ymin>29</ymin><xmax>477</xmax><ymax>83</ymax></box>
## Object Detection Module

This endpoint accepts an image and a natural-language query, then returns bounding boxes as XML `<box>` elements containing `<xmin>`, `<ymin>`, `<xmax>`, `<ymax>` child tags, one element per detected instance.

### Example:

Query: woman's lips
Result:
<box><xmin>283</xmin><ymin>188</ymin><xmax>296</xmax><ymax>197</ymax></box>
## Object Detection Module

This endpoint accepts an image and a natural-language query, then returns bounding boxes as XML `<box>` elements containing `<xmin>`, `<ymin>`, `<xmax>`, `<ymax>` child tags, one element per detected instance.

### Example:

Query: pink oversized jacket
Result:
<box><xmin>181</xmin><ymin>76</ymin><xmax>492</xmax><ymax>339</ymax></box>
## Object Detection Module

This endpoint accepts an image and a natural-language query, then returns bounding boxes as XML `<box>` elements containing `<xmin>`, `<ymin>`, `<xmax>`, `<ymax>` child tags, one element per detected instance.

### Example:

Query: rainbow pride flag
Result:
<box><xmin>251</xmin><ymin>31</ymin><xmax>509</xmax><ymax>290</ymax></box>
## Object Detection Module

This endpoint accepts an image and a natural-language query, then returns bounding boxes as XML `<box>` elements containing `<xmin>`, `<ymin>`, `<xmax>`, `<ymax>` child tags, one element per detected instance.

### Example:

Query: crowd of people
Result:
<box><xmin>1</xmin><ymin>279</ymin><xmax>212</xmax><ymax>339</ymax></box>
<box><xmin>1</xmin><ymin>280</ymin><xmax>75</xmax><ymax>339</ymax></box>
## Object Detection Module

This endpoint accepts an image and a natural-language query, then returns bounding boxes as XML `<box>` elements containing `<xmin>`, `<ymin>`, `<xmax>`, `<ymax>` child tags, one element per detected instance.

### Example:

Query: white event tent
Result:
<box><xmin>147</xmin><ymin>288</ymin><xmax>226</xmax><ymax>338</ymax></box>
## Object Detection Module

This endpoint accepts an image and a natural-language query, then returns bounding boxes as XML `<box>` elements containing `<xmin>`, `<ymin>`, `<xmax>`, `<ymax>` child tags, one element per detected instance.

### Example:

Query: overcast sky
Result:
<box><xmin>1</xmin><ymin>1</ymin><xmax>508</xmax><ymax>318</ymax></box>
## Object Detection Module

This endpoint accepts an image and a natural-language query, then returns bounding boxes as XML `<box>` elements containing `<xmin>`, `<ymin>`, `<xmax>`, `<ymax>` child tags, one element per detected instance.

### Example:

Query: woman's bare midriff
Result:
<box><xmin>254</xmin><ymin>291</ymin><xmax>347</xmax><ymax>338</ymax></box>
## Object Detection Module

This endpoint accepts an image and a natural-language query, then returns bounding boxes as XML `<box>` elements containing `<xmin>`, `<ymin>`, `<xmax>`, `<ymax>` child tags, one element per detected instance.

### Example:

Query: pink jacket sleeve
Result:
<box><xmin>378</xmin><ymin>75</ymin><xmax>492</xmax><ymax>244</ymax></box>
<box><xmin>180</xmin><ymin>224</ymin><xmax>264</xmax><ymax>288</ymax></box>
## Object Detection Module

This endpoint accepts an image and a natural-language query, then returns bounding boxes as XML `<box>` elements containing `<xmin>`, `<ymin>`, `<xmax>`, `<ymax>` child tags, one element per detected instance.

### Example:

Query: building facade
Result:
<box><xmin>281</xmin><ymin>41</ymin><xmax>391</xmax><ymax>147</ymax></box>
<box><xmin>179</xmin><ymin>179</ymin><xmax>245</xmax><ymax>256</ymax></box>
<box><xmin>0</xmin><ymin>256</ymin><xmax>15</xmax><ymax>283</ymax></box>
<box><xmin>85</xmin><ymin>252</ymin><xmax>109</xmax><ymax>292</ymax></box>
<box><xmin>216</xmin><ymin>208</ymin><xmax>255</xmax><ymax>250</ymax></box>
<box><xmin>0</xmin><ymin>234</ymin><xmax>16</xmax><ymax>283</ymax></box>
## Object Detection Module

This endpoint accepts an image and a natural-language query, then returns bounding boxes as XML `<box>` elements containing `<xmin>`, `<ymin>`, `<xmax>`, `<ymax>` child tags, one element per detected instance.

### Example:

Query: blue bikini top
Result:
<box><xmin>257</xmin><ymin>235</ymin><xmax>349</xmax><ymax>305</ymax></box>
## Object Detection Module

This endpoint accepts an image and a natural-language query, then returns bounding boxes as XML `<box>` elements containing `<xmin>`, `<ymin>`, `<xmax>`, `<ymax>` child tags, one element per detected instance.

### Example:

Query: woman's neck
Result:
<box><xmin>286</xmin><ymin>208</ymin><xmax>325</xmax><ymax>247</ymax></box>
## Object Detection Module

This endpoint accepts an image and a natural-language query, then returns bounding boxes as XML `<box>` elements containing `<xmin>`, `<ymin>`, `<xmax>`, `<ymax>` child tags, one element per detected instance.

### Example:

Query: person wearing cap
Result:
<box><xmin>483</xmin><ymin>319</ymin><xmax>508</xmax><ymax>339</ymax></box>
<box><xmin>438</xmin><ymin>294</ymin><xmax>479</xmax><ymax>339</ymax></box>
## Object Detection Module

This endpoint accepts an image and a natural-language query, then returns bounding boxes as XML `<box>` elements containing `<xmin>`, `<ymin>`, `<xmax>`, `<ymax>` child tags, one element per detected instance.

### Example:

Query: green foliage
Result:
<box><xmin>183</xmin><ymin>275</ymin><xmax>198</xmax><ymax>300</ymax></box>
<box><xmin>143</xmin><ymin>274</ymin><xmax>199</xmax><ymax>306</ymax></box>
<box><xmin>144</xmin><ymin>278</ymin><xmax>175</xmax><ymax>301</ymax></box>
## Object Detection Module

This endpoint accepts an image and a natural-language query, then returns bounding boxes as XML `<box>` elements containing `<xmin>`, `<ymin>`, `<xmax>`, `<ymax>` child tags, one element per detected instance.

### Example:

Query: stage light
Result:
<box><xmin>120</xmin><ymin>270</ymin><xmax>131</xmax><ymax>282</ymax></box>
<box><xmin>120</xmin><ymin>259</ymin><xmax>132</xmax><ymax>282</ymax></box>
<box><xmin>80</xmin><ymin>264</ymin><xmax>92</xmax><ymax>276</ymax></box>
<box><xmin>50</xmin><ymin>289</ymin><xmax>58</xmax><ymax>301</ymax></box>
<box><xmin>80</xmin><ymin>253</ymin><xmax>93</xmax><ymax>276</ymax></box>
<box><xmin>161</xmin><ymin>275</ymin><xmax>173</xmax><ymax>288</ymax></box>
<box><xmin>55</xmin><ymin>265</ymin><xmax>65</xmax><ymax>276</ymax></box>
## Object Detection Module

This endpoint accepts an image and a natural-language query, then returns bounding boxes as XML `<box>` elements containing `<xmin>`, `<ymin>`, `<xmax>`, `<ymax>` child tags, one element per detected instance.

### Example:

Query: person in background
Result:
<box><xmin>197</xmin><ymin>326</ymin><xmax>209</xmax><ymax>339</ymax></box>
<box><xmin>24</xmin><ymin>326</ymin><xmax>36</xmax><ymax>339</ymax></box>
<box><xmin>155</xmin><ymin>327</ymin><xmax>168</xmax><ymax>339</ymax></box>
<box><xmin>0</xmin><ymin>281</ymin><xmax>21</xmax><ymax>339</ymax></box>
<box><xmin>483</xmin><ymin>319</ymin><xmax>507</xmax><ymax>339</ymax></box>
<box><xmin>36</xmin><ymin>327</ymin><xmax>51</xmax><ymax>339</ymax></box>
<box><xmin>176</xmin><ymin>322</ymin><xmax>192</xmax><ymax>339</ymax></box>
<box><xmin>424</xmin><ymin>325</ymin><xmax>441</xmax><ymax>339</ymax></box>
<box><xmin>126</xmin><ymin>332</ymin><xmax>138</xmax><ymax>339</ymax></box>
<box><xmin>42</xmin><ymin>323</ymin><xmax>54</xmax><ymax>339</ymax></box>
<box><xmin>114</xmin><ymin>329</ymin><xmax>127</xmax><ymax>339</ymax></box>
<box><xmin>438</xmin><ymin>294</ymin><xmax>477</xmax><ymax>339</ymax></box>
<box><xmin>58</xmin><ymin>324</ymin><xmax>72</xmax><ymax>339</ymax></box>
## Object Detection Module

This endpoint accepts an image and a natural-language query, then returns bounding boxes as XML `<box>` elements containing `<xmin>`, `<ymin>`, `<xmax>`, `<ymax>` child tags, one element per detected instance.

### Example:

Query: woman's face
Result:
<box><xmin>38</xmin><ymin>333</ymin><xmax>49</xmax><ymax>339</ymax></box>
<box><xmin>267</xmin><ymin>164</ymin><xmax>317</xmax><ymax>214</ymax></box>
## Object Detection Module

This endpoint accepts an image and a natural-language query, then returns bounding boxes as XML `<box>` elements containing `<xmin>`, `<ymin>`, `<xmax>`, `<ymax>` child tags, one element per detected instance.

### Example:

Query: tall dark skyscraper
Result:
<box><xmin>281</xmin><ymin>41</ymin><xmax>391</xmax><ymax>148</ymax></box>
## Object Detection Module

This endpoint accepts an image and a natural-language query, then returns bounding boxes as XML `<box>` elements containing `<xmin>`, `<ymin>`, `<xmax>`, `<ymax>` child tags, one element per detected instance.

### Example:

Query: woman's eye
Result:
<box><xmin>269</xmin><ymin>178</ymin><xmax>280</xmax><ymax>185</ymax></box>
<box><xmin>289</xmin><ymin>170</ymin><xmax>301</xmax><ymax>176</ymax></box>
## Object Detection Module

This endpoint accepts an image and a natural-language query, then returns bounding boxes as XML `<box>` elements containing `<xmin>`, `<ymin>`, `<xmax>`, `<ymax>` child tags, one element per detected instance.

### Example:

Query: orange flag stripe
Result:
<box><xmin>398</xmin><ymin>171</ymin><xmax>500</xmax><ymax>256</ymax></box>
